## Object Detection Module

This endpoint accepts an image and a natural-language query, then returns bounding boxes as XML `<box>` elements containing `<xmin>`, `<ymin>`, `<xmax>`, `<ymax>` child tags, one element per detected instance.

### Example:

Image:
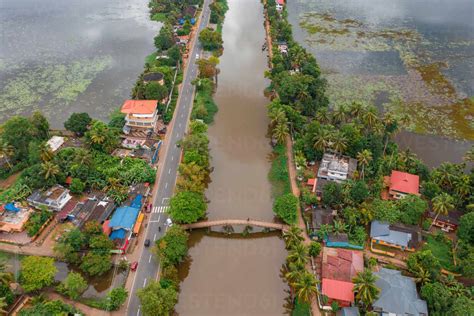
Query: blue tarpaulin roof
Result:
<box><xmin>5</xmin><ymin>203</ymin><xmax>20</xmax><ymax>212</ymax></box>
<box><xmin>109</xmin><ymin>206</ymin><xmax>140</xmax><ymax>231</ymax></box>
<box><xmin>130</xmin><ymin>194</ymin><xmax>143</xmax><ymax>209</ymax></box>
<box><xmin>109</xmin><ymin>228</ymin><xmax>127</xmax><ymax>240</ymax></box>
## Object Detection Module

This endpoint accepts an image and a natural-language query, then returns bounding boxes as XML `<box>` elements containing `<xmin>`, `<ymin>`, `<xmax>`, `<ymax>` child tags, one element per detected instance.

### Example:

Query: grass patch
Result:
<box><xmin>145</xmin><ymin>52</ymin><xmax>157</xmax><ymax>66</ymax></box>
<box><xmin>269</xmin><ymin>144</ymin><xmax>291</xmax><ymax>197</ymax></box>
<box><xmin>423</xmin><ymin>235</ymin><xmax>455</xmax><ymax>271</ymax></box>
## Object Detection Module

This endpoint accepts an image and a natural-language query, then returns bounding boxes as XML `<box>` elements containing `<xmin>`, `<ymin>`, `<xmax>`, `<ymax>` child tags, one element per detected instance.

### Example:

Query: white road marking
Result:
<box><xmin>171</xmin><ymin>156</ymin><xmax>174</xmax><ymax>161</ymax></box>
<box><xmin>176</xmin><ymin>132</ymin><xmax>179</xmax><ymax>138</ymax></box>
<box><xmin>168</xmin><ymin>168</ymin><xmax>171</xmax><ymax>174</ymax></box>
<box><xmin>143</xmin><ymin>278</ymin><xmax>147</xmax><ymax>287</ymax></box>
<box><xmin>149</xmin><ymin>255</ymin><xmax>152</xmax><ymax>263</ymax></box>
<box><xmin>162</xmin><ymin>197</ymin><xmax>169</xmax><ymax>204</ymax></box>
<box><xmin>179</xmin><ymin>123</ymin><xmax>182</xmax><ymax>128</ymax></box>
<box><xmin>157</xmin><ymin>215</ymin><xmax>161</xmax><ymax>222</ymax></box>
<box><xmin>165</xmin><ymin>182</ymin><xmax>168</xmax><ymax>189</ymax></box>
<box><xmin>137</xmin><ymin>307</ymin><xmax>140</xmax><ymax>316</ymax></box>
<box><xmin>153</xmin><ymin>233</ymin><xmax>157</xmax><ymax>241</ymax></box>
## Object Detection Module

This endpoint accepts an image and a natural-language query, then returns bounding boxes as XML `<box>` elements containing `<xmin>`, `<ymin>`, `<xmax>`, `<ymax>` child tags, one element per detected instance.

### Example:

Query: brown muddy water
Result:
<box><xmin>0</xmin><ymin>0</ymin><xmax>158</xmax><ymax>128</ymax></box>
<box><xmin>176</xmin><ymin>0</ymin><xmax>289</xmax><ymax>315</ymax></box>
<box><xmin>286</xmin><ymin>0</ymin><xmax>474</xmax><ymax>166</ymax></box>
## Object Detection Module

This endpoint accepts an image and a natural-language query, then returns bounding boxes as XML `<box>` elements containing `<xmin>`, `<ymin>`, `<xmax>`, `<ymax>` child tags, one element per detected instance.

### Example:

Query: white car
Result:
<box><xmin>165</xmin><ymin>218</ymin><xmax>173</xmax><ymax>227</ymax></box>
<box><xmin>196</xmin><ymin>53</ymin><xmax>199</xmax><ymax>59</ymax></box>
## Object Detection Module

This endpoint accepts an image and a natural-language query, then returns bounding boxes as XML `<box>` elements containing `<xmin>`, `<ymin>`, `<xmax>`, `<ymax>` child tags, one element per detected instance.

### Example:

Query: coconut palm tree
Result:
<box><xmin>331</xmin><ymin>132</ymin><xmax>347</xmax><ymax>154</ymax></box>
<box><xmin>414</xmin><ymin>266</ymin><xmax>431</xmax><ymax>286</ymax></box>
<box><xmin>41</xmin><ymin>161</ymin><xmax>60</xmax><ymax>180</ymax></box>
<box><xmin>89</xmin><ymin>124</ymin><xmax>107</xmax><ymax>145</ymax></box>
<box><xmin>430</xmin><ymin>193</ymin><xmax>455</xmax><ymax>229</ymax></box>
<box><xmin>39</xmin><ymin>142</ymin><xmax>54</xmax><ymax>162</ymax></box>
<box><xmin>105</xmin><ymin>177</ymin><xmax>124</xmax><ymax>193</ymax></box>
<box><xmin>0</xmin><ymin>260</ymin><xmax>12</xmax><ymax>287</ymax></box>
<box><xmin>357</xmin><ymin>150</ymin><xmax>373</xmax><ymax>180</ymax></box>
<box><xmin>315</xmin><ymin>108</ymin><xmax>331</xmax><ymax>124</ymax></box>
<box><xmin>292</xmin><ymin>271</ymin><xmax>319</xmax><ymax>303</ymax></box>
<box><xmin>359</xmin><ymin>204</ymin><xmax>374</xmax><ymax>226</ymax></box>
<box><xmin>283</xmin><ymin>226</ymin><xmax>304</xmax><ymax>249</ymax></box>
<box><xmin>73</xmin><ymin>148</ymin><xmax>92</xmax><ymax>166</ymax></box>
<box><xmin>349</xmin><ymin>101</ymin><xmax>366</xmax><ymax>119</ymax></box>
<box><xmin>362</xmin><ymin>107</ymin><xmax>379</xmax><ymax>131</ymax></box>
<box><xmin>332</xmin><ymin>104</ymin><xmax>348</xmax><ymax>124</ymax></box>
<box><xmin>288</xmin><ymin>243</ymin><xmax>309</xmax><ymax>266</ymax></box>
<box><xmin>317</xmin><ymin>224</ymin><xmax>333</xmax><ymax>240</ymax></box>
<box><xmin>313</xmin><ymin>128</ymin><xmax>332</xmax><ymax>152</ymax></box>
<box><xmin>454</xmin><ymin>174</ymin><xmax>471</xmax><ymax>199</ymax></box>
<box><xmin>273</xmin><ymin>122</ymin><xmax>289</xmax><ymax>144</ymax></box>
<box><xmin>353</xmin><ymin>269</ymin><xmax>380</xmax><ymax>310</ymax></box>
<box><xmin>0</xmin><ymin>142</ymin><xmax>14</xmax><ymax>170</ymax></box>
<box><xmin>285</xmin><ymin>262</ymin><xmax>305</xmax><ymax>284</ymax></box>
<box><xmin>269</xmin><ymin>108</ymin><xmax>287</xmax><ymax>127</ymax></box>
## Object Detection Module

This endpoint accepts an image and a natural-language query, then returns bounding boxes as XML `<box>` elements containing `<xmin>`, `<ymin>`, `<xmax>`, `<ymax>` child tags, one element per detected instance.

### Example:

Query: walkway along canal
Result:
<box><xmin>175</xmin><ymin>0</ymin><xmax>289</xmax><ymax>314</ymax></box>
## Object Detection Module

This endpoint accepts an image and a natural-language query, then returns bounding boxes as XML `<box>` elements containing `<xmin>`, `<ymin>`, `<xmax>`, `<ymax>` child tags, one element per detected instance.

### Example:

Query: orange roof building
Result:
<box><xmin>321</xmin><ymin>278</ymin><xmax>355</xmax><ymax>307</ymax></box>
<box><xmin>387</xmin><ymin>170</ymin><xmax>420</xmax><ymax>200</ymax></box>
<box><xmin>121</xmin><ymin>100</ymin><xmax>159</xmax><ymax>131</ymax></box>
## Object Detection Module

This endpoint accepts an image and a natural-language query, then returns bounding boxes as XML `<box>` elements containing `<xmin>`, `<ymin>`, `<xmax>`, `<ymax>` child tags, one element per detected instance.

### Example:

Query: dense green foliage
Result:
<box><xmin>25</xmin><ymin>207</ymin><xmax>53</xmax><ymax>237</ymax></box>
<box><xmin>137</xmin><ymin>280</ymin><xmax>177</xmax><ymax>316</ymax></box>
<box><xmin>169</xmin><ymin>191</ymin><xmax>207</xmax><ymax>223</ymax></box>
<box><xmin>273</xmin><ymin>193</ymin><xmax>298</xmax><ymax>224</ymax></box>
<box><xmin>54</xmin><ymin>222</ymin><xmax>113</xmax><ymax>276</ymax></box>
<box><xmin>199</xmin><ymin>28</ymin><xmax>223</xmax><ymax>51</ymax></box>
<box><xmin>20</xmin><ymin>256</ymin><xmax>57</xmax><ymax>292</ymax></box>
<box><xmin>19</xmin><ymin>298</ymin><xmax>82</xmax><ymax>316</ymax></box>
<box><xmin>64</xmin><ymin>112</ymin><xmax>92</xmax><ymax>136</ymax></box>
<box><xmin>269</xmin><ymin>144</ymin><xmax>291</xmax><ymax>196</ymax></box>
<box><xmin>57</xmin><ymin>272</ymin><xmax>88</xmax><ymax>300</ymax></box>
<box><xmin>192</xmin><ymin>78</ymin><xmax>218</xmax><ymax>123</ymax></box>
<box><xmin>155</xmin><ymin>225</ymin><xmax>189</xmax><ymax>267</ymax></box>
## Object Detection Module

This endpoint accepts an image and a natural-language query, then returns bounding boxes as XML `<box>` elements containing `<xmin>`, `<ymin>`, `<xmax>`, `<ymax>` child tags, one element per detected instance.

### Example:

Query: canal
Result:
<box><xmin>0</xmin><ymin>0</ymin><xmax>158</xmax><ymax>127</ymax></box>
<box><xmin>176</xmin><ymin>0</ymin><xmax>289</xmax><ymax>315</ymax></box>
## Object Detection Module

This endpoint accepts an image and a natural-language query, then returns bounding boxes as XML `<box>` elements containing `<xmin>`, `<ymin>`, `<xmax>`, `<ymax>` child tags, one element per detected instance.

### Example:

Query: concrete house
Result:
<box><xmin>27</xmin><ymin>185</ymin><xmax>72</xmax><ymax>212</ymax></box>
<box><xmin>120</xmin><ymin>100</ymin><xmax>159</xmax><ymax>133</ymax></box>
<box><xmin>317</xmin><ymin>153</ymin><xmax>357</xmax><ymax>183</ymax></box>
<box><xmin>370</xmin><ymin>220</ymin><xmax>421</xmax><ymax>251</ymax></box>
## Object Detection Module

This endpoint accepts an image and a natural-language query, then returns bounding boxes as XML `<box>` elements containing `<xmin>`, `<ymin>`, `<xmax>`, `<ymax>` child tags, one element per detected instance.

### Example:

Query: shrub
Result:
<box><xmin>273</xmin><ymin>193</ymin><xmax>298</xmax><ymax>224</ymax></box>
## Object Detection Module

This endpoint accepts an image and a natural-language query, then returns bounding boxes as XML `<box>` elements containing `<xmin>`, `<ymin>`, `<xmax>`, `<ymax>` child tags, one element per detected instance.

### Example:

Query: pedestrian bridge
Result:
<box><xmin>181</xmin><ymin>219</ymin><xmax>289</xmax><ymax>232</ymax></box>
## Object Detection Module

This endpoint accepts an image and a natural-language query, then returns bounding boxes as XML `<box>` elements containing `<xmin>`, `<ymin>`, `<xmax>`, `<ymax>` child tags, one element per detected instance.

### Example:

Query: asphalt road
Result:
<box><xmin>126</xmin><ymin>2</ymin><xmax>211</xmax><ymax>315</ymax></box>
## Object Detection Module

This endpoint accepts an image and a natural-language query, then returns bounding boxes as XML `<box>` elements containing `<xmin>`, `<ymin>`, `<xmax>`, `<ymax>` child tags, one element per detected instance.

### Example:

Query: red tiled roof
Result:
<box><xmin>307</xmin><ymin>178</ymin><xmax>316</xmax><ymax>186</ymax></box>
<box><xmin>276</xmin><ymin>0</ymin><xmax>285</xmax><ymax>5</ymax></box>
<box><xmin>56</xmin><ymin>199</ymin><xmax>78</xmax><ymax>220</ymax></box>
<box><xmin>322</xmin><ymin>248</ymin><xmax>364</xmax><ymax>282</ymax></box>
<box><xmin>322</xmin><ymin>278</ymin><xmax>354</xmax><ymax>303</ymax></box>
<box><xmin>120</xmin><ymin>100</ymin><xmax>158</xmax><ymax>115</ymax></box>
<box><xmin>389</xmin><ymin>170</ymin><xmax>420</xmax><ymax>195</ymax></box>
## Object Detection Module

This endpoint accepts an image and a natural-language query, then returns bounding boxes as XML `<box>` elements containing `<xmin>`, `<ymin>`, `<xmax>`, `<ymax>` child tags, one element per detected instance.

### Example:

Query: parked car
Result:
<box><xmin>131</xmin><ymin>262</ymin><xmax>138</xmax><ymax>271</ymax></box>
<box><xmin>144</xmin><ymin>239</ymin><xmax>151</xmax><ymax>247</ymax></box>
<box><xmin>165</xmin><ymin>218</ymin><xmax>173</xmax><ymax>227</ymax></box>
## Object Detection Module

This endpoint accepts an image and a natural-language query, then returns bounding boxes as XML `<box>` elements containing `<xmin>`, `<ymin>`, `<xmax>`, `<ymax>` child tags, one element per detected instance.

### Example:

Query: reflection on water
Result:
<box><xmin>176</xmin><ymin>0</ymin><xmax>288</xmax><ymax>315</ymax></box>
<box><xmin>287</xmin><ymin>0</ymin><xmax>473</xmax><ymax>163</ymax></box>
<box><xmin>0</xmin><ymin>0</ymin><xmax>159</xmax><ymax>127</ymax></box>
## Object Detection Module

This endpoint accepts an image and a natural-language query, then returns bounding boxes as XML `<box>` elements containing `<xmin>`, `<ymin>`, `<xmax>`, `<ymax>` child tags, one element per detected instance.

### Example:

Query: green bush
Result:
<box><xmin>273</xmin><ymin>193</ymin><xmax>298</xmax><ymax>224</ymax></box>
<box><xmin>25</xmin><ymin>208</ymin><xmax>53</xmax><ymax>237</ymax></box>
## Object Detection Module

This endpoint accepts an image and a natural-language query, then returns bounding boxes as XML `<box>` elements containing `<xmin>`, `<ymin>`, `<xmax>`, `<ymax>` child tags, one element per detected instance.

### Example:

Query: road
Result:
<box><xmin>126</xmin><ymin>1</ymin><xmax>211</xmax><ymax>315</ymax></box>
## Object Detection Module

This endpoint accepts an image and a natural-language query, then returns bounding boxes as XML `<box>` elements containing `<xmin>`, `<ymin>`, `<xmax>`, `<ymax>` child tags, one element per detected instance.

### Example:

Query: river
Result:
<box><xmin>176</xmin><ymin>0</ymin><xmax>289</xmax><ymax>315</ymax></box>
<box><xmin>0</xmin><ymin>0</ymin><xmax>158</xmax><ymax>128</ymax></box>
<box><xmin>286</xmin><ymin>0</ymin><xmax>473</xmax><ymax>166</ymax></box>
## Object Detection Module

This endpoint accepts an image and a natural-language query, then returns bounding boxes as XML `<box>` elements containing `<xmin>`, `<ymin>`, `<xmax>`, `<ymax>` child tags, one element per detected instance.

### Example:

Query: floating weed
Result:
<box><xmin>0</xmin><ymin>56</ymin><xmax>113</xmax><ymax>116</ymax></box>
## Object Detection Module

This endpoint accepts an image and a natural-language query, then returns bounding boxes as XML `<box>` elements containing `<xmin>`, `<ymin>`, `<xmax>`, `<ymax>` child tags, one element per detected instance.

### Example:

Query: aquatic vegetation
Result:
<box><xmin>297</xmin><ymin>10</ymin><xmax>473</xmax><ymax>140</ymax></box>
<box><xmin>0</xmin><ymin>56</ymin><xmax>112</xmax><ymax>117</ymax></box>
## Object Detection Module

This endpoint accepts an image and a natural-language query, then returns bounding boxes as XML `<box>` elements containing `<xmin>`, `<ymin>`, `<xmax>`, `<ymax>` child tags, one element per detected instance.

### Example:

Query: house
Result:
<box><xmin>276</xmin><ymin>41</ymin><xmax>288</xmax><ymax>54</ymax></box>
<box><xmin>143</xmin><ymin>72</ymin><xmax>165</xmax><ymax>85</ymax></box>
<box><xmin>383</xmin><ymin>170</ymin><xmax>420</xmax><ymax>200</ymax></box>
<box><xmin>109</xmin><ymin>206</ymin><xmax>140</xmax><ymax>236</ymax></box>
<box><xmin>324</xmin><ymin>233</ymin><xmax>362</xmax><ymax>249</ymax></box>
<box><xmin>276</xmin><ymin>0</ymin><xmax>285</xmax><ymax>11</ymax></box>
<box><xmin>0</xmin><ymin>203</ymin><xmax>33</xmax><ymax>233</ymax></box>
<box><xmin>310</xmin><ymin>207</ymin><xmax>335</xmax><ymax>233</ymax></box>
<box><xmin>427</xmin><ymin>210</ymin><xmax>463</xmax><ymax>232</ymax></box>
<box><xmin>27</xmin><ymin>185</ymin><xmax>72</xmax><ymax>212</ymax></box>
<box><xmin>120</xmin><ymin>100</ymin><xmax>159</xmax><ymax>133</ymax></box>
<box><xmin>46</xmin><ymin>136</ymin><xmax>65</xmax><ymax>152</ymax></box>
<box><xmin>177</xmin><ymin>35</ymin><xmax>190</xmax><ymax>45</ymax></box>
<box><xmin>373</xmin><ymin>268</ymin><xmax>428</xmax><ymax>316</ymax></box>
<box><xmin>317</xmin><ymin>153</ymin><xmax>357</xmax><ymax>183</ymax></box>
<box><xmin>370</xmin><ymin>220</ymin><xmax>421</xmax><ymax>251</ymax></box>
<box><xmin>337</xmin><ymin>307</ymin><xmax>360</xmax><ymax>316</ymax></box>
<box><xmin>321</xmin><ymin>247</ymin><xmax>364</xmax><ymax>308</ymax></box>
